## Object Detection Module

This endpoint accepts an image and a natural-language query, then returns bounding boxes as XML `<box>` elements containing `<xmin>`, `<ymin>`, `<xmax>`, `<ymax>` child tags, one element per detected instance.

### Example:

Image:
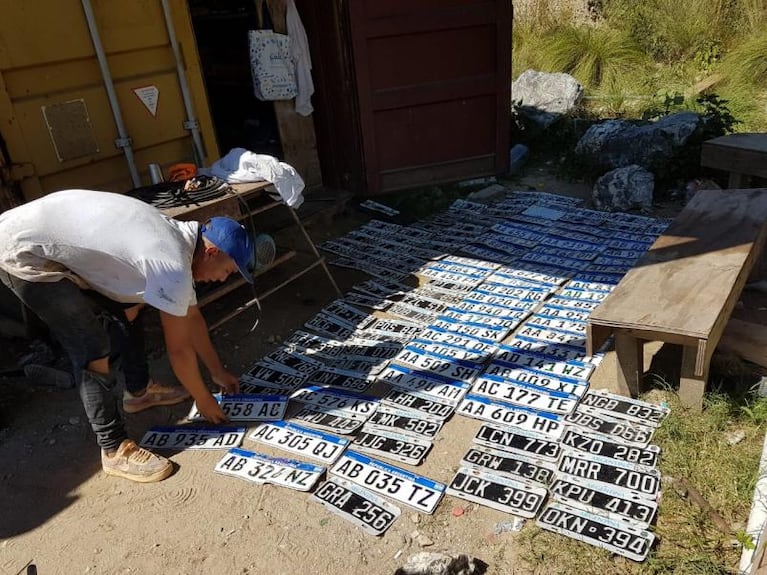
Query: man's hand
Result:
<box><xmin>212</xmin><ymin>370</ymin><xmax>240</xmax><ymax>395</ymax></box>
<box><xmin>195</xmin><ymin>393</ymin><xmax>229</xmax><ymax>424</ymax></box>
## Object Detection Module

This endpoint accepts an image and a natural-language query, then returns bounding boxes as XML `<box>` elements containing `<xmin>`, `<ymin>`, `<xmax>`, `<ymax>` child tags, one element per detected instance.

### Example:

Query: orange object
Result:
<box><xmin>168</xmin><ymin>163</ymin><xmax>197</xmax><ymax>182</ymax></box>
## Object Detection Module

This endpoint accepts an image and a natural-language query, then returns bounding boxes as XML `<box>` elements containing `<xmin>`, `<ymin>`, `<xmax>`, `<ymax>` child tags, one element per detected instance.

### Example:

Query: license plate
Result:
<box><xmin>461</xmin><ymin>244</ymin><xmax>520</xmax><ymax>264</ymax></box>
<box><xmin>521</xmin><ymin>253</ymin><xmax>588</xmax><ymax>271</ymax></box>
<box><xmin>558</xmin><ymin>451</ymin><xmax>660</xmax><ymax>498</ymax></box>
<box><xmin>388</xmin><ymin>303</ymin><xmax>439</xmax><ymax>325</ymax></box>
<box><xmin>451</xmin><ymin>299</ymin><xmax>530</xmax><ymax>317</ymax></box>
<box><xmin>325</xmin><ymin>358</ymin><xmax>387</xmax><ymax>379</ymax></box>
<box><xmin>397</xmin><ymin>294</ymin><xmax>449</xmax><ymax>312</ymax></box>
<box><xmin>309</xmin><ymin>367</ymin><xmax>373</xmax><ymax>393</ymax></box>
<box><xmin>507</xmin><ymin>335</ymin><xmax>589</xmax><ymax>362</ymax></box>
<box><xmin>322</xmin><ymin>300</ymin><xmax>373</xmax><ymax>328</ymax></box>
<box><xmin>578</xmin><ymin>390</ymin><xmax>670</xmax><ymax>427</ymax></box>
<box><xmin>240</xmin><ymin>373</ymin><xmax>304</xmax><ymax>395</ymax></box>
<box><xmin>447</xmin><ymin>466</ymin><xmax>547</xmax><ymax>518</ymax></box>
<box><xmin>355</xmin><ymin>278</ymin><xmax>410</xmax><ymax>298</ymax></box>
<box><xmin>353</xmin><ymin>426</ymin><xmax>432</xmax><ymax>465</ymax></box>
<box><xmin>283</xmin><ymin>330</ymin><xmax>344</xmax><ymax>358</ymax></box>
<box><xmin>487</xmin><ymin>271</ymin><xmax>556</xmax><ymax>289</ymax></box>
<box><xmin>559</xmin><ymin>289</ymin><xmax>609</xmax><ymax>302</ymax></box>
<box><xmin>526</xmin><ymin>315</ymin><xmax>587</xmax><ymax>335</ymax></box>
<box><xmin>457</xmin><ymin>394</ymin><xmax>563</xmax><ymax>438</ymax></box>
<box><xmin>366</xmin><ymin>404</ymin><xmax>444</xmax><ymax>439</ymax></box>
<box><xmin>392</xmin><ymin>348</ymin><xmax>483</xmax><ymax>383</ymax></box>
<box><xmin>382</xmin><ymin>387</ymin><xmax>456</xmax><ymax>420</ymax></box>
<box><xmin>565</xmin><ymin>279</ymin><xmax>615</xmax><ymax>292</ymax></box>
<box><xmin>492</xmin><ymin>222</ymin><xmax>548</xmax><ymax>243</ymax></box>
<box><xmin>573</xmin><ymin>271</ymin><xmax>623</xmax><ymax>285</ymax></box>
<box><xmin>602</xmin><ymin>248</ymin><xmax>646</xmax><ymax>260</ymax></box>
<box><xmin>431</xmin><ymin>318</ymin><xmax>508</xmax><ymax>342</ymax></box>
<box><xmin>550</xmin><ymin>475</ymin><xmax>658</xmax><ymax>526</ymax></box>
<box><xmin>422</xmin><ymin>279</ymin><xmax>476</xmax><ymax>295</ymax></box>
<box><xmin>378</xmin><ymin>364</ymin><xmax>471</xmax><ymax>404</ymax></box>
<box><xmin>247</xmin><ymin>360</ymin><xmax>302</xmax><ymax>379</ymax></box>
<box><xmin>529</xmin><ymin>245</ymin><xmax>598</xmax><ymax>262</ymax></box>
<box><xmin>546</xmin><ymin>297</ymin><xmax>601</xmax><ymax>311</ymax></box>
<box><xmin>565</xmin><ymin>408</ymin><xmax>656</xmax><ymax>446</ymax></box>
<box><xmin>482</xmin><ymin>364</ymin><xmax>589</xmax><ymax>397</ymax></box>
<box><xmin>331</xmin><ymin>450</ymin><xmax>446</xmax><ymax>513</ymax></box>
<box><xmin>537</xmin><ymin>501</ymin><xmax>655</xmax><ymax>562</ymax></box>
<box><xmin>493</xmin><ymin>346</ymin><xmax>594</xmax><ymax>379</ymax></box>
<box><xmin>264</xmin><ymin>348</ymin><xmax>324</xmax><ymax>375</ymax></box>
<box><xmin>428</xmin><ymin>262</ymin><xmax>487</xmax><ymax>278</ymax></box>
<box><xmin>465</xmin><ymin>291</ymin><xmax>539</xmax><ymax>309</ymax></box>
<box><xmin>214</xmin><ymin>448</ymin><xmax>324</xmax><ymax>491</ymax></box>
<box><xmin>139</xmin><ymin>426</ymin><xmax>245</xmax><ymax>450</ymax></box>
<box><xmin>407</xmin><ymin>338</ymin><xmax>492</xmax><ymax>363</ymax></box>
<box><xmin>312</xmin><ymin>478</ymin><xmax>401</xmax><ymax>536</ymax></box>
<box><xmin>475</xmin><ymin>285</ymin><xmax>549</xmax><ymax>300</ymax></box>
<box><xmin>187</xmin><ymin>394</ymin><xmax>288</xmax><ymax>422</ymax></box>
<box><xmin>560</xmin><ymin>427</ymin><xmax>660</xmax><ymax>467</ymax></box>
<box><xmin>517</xmin><ymin>326</ymin><xmax>586</xmax><ymax>348</ymax></box>
<box><xmin>503</xmin><ymin>268</ymin><xmax>568</xmax><ymax>285</ymax></box>
<box><xmin>462</xmin><ymin>445</ymin><xmax>554</xmax><ymax>485</ymax></box>
<box><xmin>442</xmin><ymin>255</ymin><xmax>499</xmax><ymax>271</ymax></box>
<box><xmin>418</xmin><ymin>327</ymin><xmax>498</xmax><ymax>352</ymax></box>
<box><xmin>249</xmin><ymin>420</ymin><xmax>349</xmax><ymax>464</ymax></box>
<box><xmin>346</xmin><ymin>339</ymin><xmax>403</xmax><ymax>360</ymax></box>
<box><xmin>418</xmin><ymin>268</ymin><xmax>483</xmax><ymax>286</ymax></box>
<box><xmin>472</xmin><ymin>374</ymin><xmax>578</xmax><ymax>415</ymax></box>
<box><xmin>363</xmin><ymin>318</ymin><xmax>423</xmax><ymax>339</ymax></box>
<box><xmin>290</xmin><ymin>407</ymin><xmax>365</xmax><ymax>435</ymax></box>
<box><xmin>290</xmin><ymin>386</ymin><xmax>378</xmax><ymax>418</ymax></box>
<box><xmin>439</xmin><ymin>309</ymin><xmax>527</xmax><ymax>329</ymax></box>
<box><xmin>536</xmin><ymin>304</ymin><xmax>592</xmax><ymax>322</ymax></box>
<box><xmin>344</xmin><ymin>292</ymin><xmax>392</xmax><ymax>311</ymax></box>
<box><xmin>543</xmin><ymin>236</ymin><xmax>603</xmax><ymax>252</ymax></box>
<box><xmin>305</xmin><ymin>313</ymin><xmax>355</xmax><ymax>339</ymax></box>
<box><xmin>473</xmin><ymin>423</ymin><xmax>560</xmax><ymax>461</ymax></box>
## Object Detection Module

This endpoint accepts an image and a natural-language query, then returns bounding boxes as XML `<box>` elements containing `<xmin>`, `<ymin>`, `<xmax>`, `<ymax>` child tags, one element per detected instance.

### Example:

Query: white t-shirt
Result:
<box><xmin>0</xmin><ymin>189</ymin><xmax>199</xmax><ymax>316</ymax></box>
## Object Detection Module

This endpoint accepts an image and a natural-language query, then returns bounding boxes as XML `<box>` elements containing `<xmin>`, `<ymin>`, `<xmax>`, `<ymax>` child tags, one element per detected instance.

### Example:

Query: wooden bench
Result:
<box><xmin>701</xmin><ymin>133</ymin><xmax>767</xmax><ymax>188</ymax></box>
<box><xmin>587</xmin><ymin>188</ymin><xmax>767</xmax><ymax>411</ymax></box>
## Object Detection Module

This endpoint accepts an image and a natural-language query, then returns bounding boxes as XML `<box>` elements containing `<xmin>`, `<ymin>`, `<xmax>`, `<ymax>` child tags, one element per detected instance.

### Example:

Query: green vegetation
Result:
<box><xmin>512</xmin><ymin>0</ymin><xmax>767</xmax><ymax>130</ymax></box>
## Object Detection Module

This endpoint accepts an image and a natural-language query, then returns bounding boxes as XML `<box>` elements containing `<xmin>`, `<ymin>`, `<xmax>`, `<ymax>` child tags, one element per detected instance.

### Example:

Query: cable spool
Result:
<box><xmin>127</xmin><ymin>175</ymin><xmax>230</xmax><ymax>209</ymax></box>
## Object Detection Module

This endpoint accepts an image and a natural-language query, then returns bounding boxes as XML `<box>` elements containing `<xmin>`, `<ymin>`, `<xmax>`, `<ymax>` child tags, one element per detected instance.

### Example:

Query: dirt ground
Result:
<box><xmin>0</xmin><ymin>167</ymin><xmax>743</xmax><ymax>575</ymax></box>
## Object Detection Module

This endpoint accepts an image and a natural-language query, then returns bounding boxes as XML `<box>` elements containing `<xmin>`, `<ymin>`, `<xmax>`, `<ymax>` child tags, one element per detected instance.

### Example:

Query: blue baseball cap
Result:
<box><xmin>201</xmin><ymin>217</ymin><xmax>255</xmax><ymax>283</ymax></box>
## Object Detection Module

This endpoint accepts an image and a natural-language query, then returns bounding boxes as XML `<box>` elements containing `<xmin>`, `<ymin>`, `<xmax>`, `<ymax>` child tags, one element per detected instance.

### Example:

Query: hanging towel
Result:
<box><xmin>200</xmin><ymin>148</ymin><xmax>305</xmax><ymax>208</ymax></box>
<box><xmin>286</xmin><ymin>0</ymin><xmax>314</xmax><ymax>116</ymax></box>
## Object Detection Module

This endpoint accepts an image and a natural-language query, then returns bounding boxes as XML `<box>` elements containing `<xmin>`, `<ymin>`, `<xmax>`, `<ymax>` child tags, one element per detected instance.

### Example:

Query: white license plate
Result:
<box><xmin>503</xmin><ymin>268</ymin><xmax>568</xmax><ymax>285</ymax></box>
<box><xmin>422</xmin><ymin>279</ymin><xmax>476</xmax><ymax>295</ymax></box>
<box><xmin>474</xmin><ymin>423</ymin><xmax>560</xmax><ymax>461</ymax></box>
<box><xmin>462</xmin><ymin>445</ymin><xmax>554</xmax><ymax>485</ymax></box>
<box><xmin>550</xmin><ymin>475</ymin><xmax>658</xmax><ymax>527</ymax></box>
<box><xmin>521</xmin><ymin>253</ymin><xmax>588</xmax><ymax>271</ymax></box>
<box><xmin>322</xmin><ymin>300</ymin><xmax>373</xmax><ymax>327</ymax></box>
<box><xmin>378</xmin><ymin>364</ymin><xmax>471</xmax><ymax>405</ymax></box>
<box><xmin>331</xmin><ymin>450</ymin><xmax>446</xmax><ymax>513</ymax></box>
<box><xmin>559</xmin><ymin>288</ymin><xmax>609</xmax><ymax>302</ymax></box>
<box><xmin>139</xmin><ymin>426</ymin><xmax>245</xmax><ymax>450</ymax></box>
<box><xmin>430</xmin><ymin>318</ymin><xmax>508</xmax><ymax>342</ymax></box>
<box><xmin>214</xmin><ymin>448</ymin><xmax>324</xmax><ymax>491</ymax></box>
<box><xmin>565</xmin><ymin>408</ymin><xmax>656</xmax><ymax>446</ymax></box>
<box><xmin>526</xmin><ymin>315</ymin><xmax>587</xmax><ymax>335</ymax></box>
<box><xmin>565</xmin><ymin>279</ymin><xmax>615</xmax><ymax>292</ymax></box>
<box><xmin>558</xmin><ymin>451</ymin><xmax>660</xmax><ymax>498</ymax></box>
<box><xmin>388</xmin><ymin>304</ymin><xmax>439</xmax><ymax>325</ymax></box>
<box><xmin>537</xmin><ymin>501</ymin><xmax>655</xmax><ymax>562</ymax></box>
<box><xmin>460</xmin><ymin>244</ymin><xmax>519</xmax><ymax>264</ymax></box>
<box><xmin>428</xmin><ymin>262</ymin><xmax>487</xmax><ymax>278</ymax></box>
<box><xmin>560</xmin><ymin>426</ymin><xmax>660</xmax><ymax>467</ymax></box>
<box><xmin>312</xmin><ymin>478</ymin><xmax>401</xmax><ymax>536</ymax></box>
<box><xmin>366</xmin><ymin>404</ymin><xmax>444</xmax><ymax>439</ymax></box>
<box><xmin>263</xmin><ymin>348</ymin><xmax>324</xmax><ymax>375</ymax></box>
<box><xmin>530</xmin><ymin>246</ymin><xmax>598</xmax><ymax>262</ymax></box>
<box><xmin>353</xmin><ymin>426</ymin><xmax>432</xmax><ymax>465</ymax></box>
<box><xmin>240</xmin><ymin>373</ymin><xmax>304</xmax><ymax>396</ymax></box>
<box><xmin>543</xmin><ymin>236</ymin><xmax>602</xmax><ymax>252</ymax></box>
<box><xmin>574</xmin><ymin>271</ymin><xmax>623</xmax><ymax>285</ymax></box>
<box><xmin>482</xmin><ymin>364</ymin><xmax>588</xmax><ymax>397</ymax></box>
<box><xmin>187</xmin><ymin>394</ymin><xmax>288</xmax><ymax>422</ymax></box>
<box><xmin>578</xmin><ymin>390</ymin><xmax>670</xmax><ymax>427</ymax></box>
<box><xmin>475</xmin><ymin>285</ymin><xmax>549</xmax><ymax>300</ymax></box>
<box><xmin>249</xmin><ymin>421</ymin><xmax>349</xmax><ymax>464</ymax></box>
<box><xmin>516</xmin><ymin>325</ymin><xmax>586</xmax><ymax>348</ymax></box>
<box><xmin>407</xmin><ymin>338</ymin><xmax>491</xmax><ymax>363</ymax></box>
<box><xmin>493</xmin><ymin>346</ymin><xmax>594</xmax><ymax>379</ymax></box>
<box><xmin>447</xmin><ymin>466</ymin><xmax>547</xmax><ymax>518</ymax></box>
<box><xmin>392</xmin><ymin>348</ymin><xmax>483</xmax><ymax>383</ymax></box>
<box><xmin>418</xmin><ymin>268</ymin><xmax>483</xmax><ymax>286</ymax></box>
<box><xmin>397</xmin><ymin>294</ymin><xmax>449</xmax><ymax>312</ymax></box>
<box><xmin>363</xmin><ymin>318</ymin><xmax>423</xmax><ymax>338</ymax></box>
<box><xmin>305</xmin><ymin>313</ymin><xmax>355</xmax><ymax>339</ymax></box>
<box><xmin>546</xmin><ymin>297</ymin><xmax>601</xmax><ymax>311</ymax></box>
<box><xmin>309</xmin><ymin>368</ymin><xmax>373</xmax><ymax>393</ymax></box>
<box><xmin>451</xmin><ymin>299</ymin><xmax>530</xmax><ymax>317</ymax></box>
<box><xmin>344</xmin><ymin>292</ymin><xmax>392</xmax><ymax>311</ymax></box>
<box><xmin>283</xmin><ymin>330</ymin><xmax>345</xmax><ymax>358</ymax></box>
<box><xmin>439</xmin><ymin>309</ymin><xmax>526</xmax><ymax>329</ymax></box>
<box><xmin>290</xmin><ymin>407</ymin><xmax>365</xmax><ymax>435</ymax></box>
<box><xmin>602</xmin><ymin>248</ymin><xmax>645</xmax><ymax>260</ymax></box>
<box><xmin>457</xmin><ymin>394</ymin><xmax>563</xmax><ymax>439</ymax></box>
<box><xmin>536</xmin><ymin>305</ymin><xmax>592</xmax><ymax>322</ymax></box>
<box><xmin>472</xmin><ymin>374</ymin><xmax>578</xmax><ymax>415</ymax></box>
<box><xmin>382</xmin><ymin>387</ymin><xmax>456</xmax><ymax>420</ymax></box>
<box><xmin>290</xmin><ymin>386</ymin><xmax>378</xmax><ymax>418</ymax></box>
<box><xmin>442</xmin><ymin>255</ymin><xmax>499</xmax><ymax>271</ymax></box>
<box><xmin>507</xmin><ymin>336</ymin><xmax>589</xmax><ymax>363</ymax></box>
<box><xmin>418</xmin><ymin>327</ymin><xmax>497</xmax><ymax>352</ymax></box>
<box><xmin>464</xmin><ymin>291</ymin><xmax>540</xmax><ymax>309</ymax></box>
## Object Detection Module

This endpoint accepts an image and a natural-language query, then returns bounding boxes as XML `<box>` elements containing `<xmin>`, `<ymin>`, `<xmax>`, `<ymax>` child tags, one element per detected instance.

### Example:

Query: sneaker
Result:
<box><xmin>101</xmin><ymin>439</ymin><xmax>173</xmax><ymax>483</ymax></box>
<box><xmin>122</xmin><ymin>379</ymin><xmax>190</xmax><ymax>414</ymax></box>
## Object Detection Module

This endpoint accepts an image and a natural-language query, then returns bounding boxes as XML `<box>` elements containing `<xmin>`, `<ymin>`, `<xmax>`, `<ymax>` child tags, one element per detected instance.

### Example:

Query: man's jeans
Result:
<box><xmin>0</xmin><ymin>271</ymin><xmax>149</xmax><ymax>450</ymax></box>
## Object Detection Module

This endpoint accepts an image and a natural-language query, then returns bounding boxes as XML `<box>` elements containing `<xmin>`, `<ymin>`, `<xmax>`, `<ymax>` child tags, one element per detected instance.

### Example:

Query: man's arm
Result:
<box><xmin>159</xmin><ymin>310</ymin><xmax>228</xmax><ymax>424</ymax></box>
<box><xmin>184</xmin><ymin>305</ymin><xmax>239</xmax><ymax>394</ymax></box>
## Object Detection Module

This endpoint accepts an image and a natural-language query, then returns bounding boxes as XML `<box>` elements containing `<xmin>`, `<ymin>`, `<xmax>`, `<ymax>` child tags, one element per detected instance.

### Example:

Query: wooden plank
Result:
<box><xmin>590</xmin><ymin>189</ymin><xmax>767</xmax><ymax>340</ymax></box>
<box><xmin>701</xmin><ymin>134</ymin><xmax>767</xmax><ymax>180</ymax></box>
<box><xmin>680</xmin><ymin>344</ymin><xmax>707</xmax><ymax>411</ymax></box>
<box><xmin>614</xmin><ymin>333</ymin><xmax>643</xmax><ymax>397</ymax></box>
<box><xmin>718</xmin><ymin>317</ymin><xmax>767</xmax><ymax>369</ymax></box>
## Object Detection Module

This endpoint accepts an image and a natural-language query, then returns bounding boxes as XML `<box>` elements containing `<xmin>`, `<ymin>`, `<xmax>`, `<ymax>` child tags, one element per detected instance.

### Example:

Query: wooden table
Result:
<box><xmin>701</xmin><ymin>133</ymin><xmax>767</xmax><ymax>188</ymax></box>
<box><xmin>165</xmin><ymin>181</ymin><xmax>341</xmax><ymax>329</ymax></box>
<box><xmin>587</xmin><ymin>188</ymin><xmax>767</xmax><ymax>411</ymax></box>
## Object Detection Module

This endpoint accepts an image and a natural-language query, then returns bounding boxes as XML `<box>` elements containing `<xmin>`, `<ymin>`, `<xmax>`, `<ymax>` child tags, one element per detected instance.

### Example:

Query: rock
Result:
<box><xmin>410</xmin><ymin>513</ymin><xmax>421</xmax><ymax>524</ymax></box>
<box><xmin>451</xmin><ymin>506</ymin><xmax>465</xmax><ymax>517</ymax></box>
<box><xmin>724</xmin><ymin>430</ymin><xmax>746</xmax><ymax>445</ymax></box>
<box><xmin>416</xmin><ymin>534</ymin><xmax>434</xmax><ymax>548</ymax></box>
<box><xmin>574</xmin><ymin>112</ymin><xmax>703</xmax><ymax>173</ymax></box>
<box><xmin>592</xmin><ymin>165</ymin><xmax>654</xmax><ymax>212</ymax></box>
<box><xmin>512</xmin><ymin>70</ymin><xmax>583</xmax><ymax>130</ymax></box>
<box><xmin>467</xmin><ymin>184</ymin><xmax>507</xmax><ymax>203</ymax></box>
<box><xmin>394</xmin><ymin>552</ymin><xmax>486</xmax><ymax>575</ymax></box>
<box><xmin>492</xmin><ymin>518</ymin><xmax>525</xmax><ymax>534</ymax></box>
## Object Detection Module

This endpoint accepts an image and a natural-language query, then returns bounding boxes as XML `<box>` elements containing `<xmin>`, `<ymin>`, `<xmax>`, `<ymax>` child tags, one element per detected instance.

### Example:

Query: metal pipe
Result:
<box><xmin>160</xmin><ymin>0</ymin><xmax>206</xmax><ymax>167</ymax></box>
<box><xmin>80</xmin><ymin>0</ymin><xmax>141</xmax><ymax>187</ymax></box>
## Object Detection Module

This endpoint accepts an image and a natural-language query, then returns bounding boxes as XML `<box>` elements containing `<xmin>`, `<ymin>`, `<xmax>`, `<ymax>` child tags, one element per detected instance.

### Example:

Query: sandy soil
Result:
<box><xmin>0</xmin><ymin>171</ymin><xmax>693</xmax><ymax>575</ymax></box>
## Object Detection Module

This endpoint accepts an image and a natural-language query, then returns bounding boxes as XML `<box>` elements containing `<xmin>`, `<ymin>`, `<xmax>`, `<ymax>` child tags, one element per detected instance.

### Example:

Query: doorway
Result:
<box><xmin>187</xmin><ymin>0</ymin><xmax>282</xmax><ymax>159</ymax></box>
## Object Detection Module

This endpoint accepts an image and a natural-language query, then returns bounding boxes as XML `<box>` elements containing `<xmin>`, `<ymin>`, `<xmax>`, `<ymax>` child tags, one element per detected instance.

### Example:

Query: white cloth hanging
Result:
<box><xmin>286</xmin><ymin>0</ymin><xmax>314</xmax><ymax>116</ymax></box>
<box><xmin>200</xmin><ymin>148</ymin><xmax>305</xmax><ymax>208</ymax></box>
